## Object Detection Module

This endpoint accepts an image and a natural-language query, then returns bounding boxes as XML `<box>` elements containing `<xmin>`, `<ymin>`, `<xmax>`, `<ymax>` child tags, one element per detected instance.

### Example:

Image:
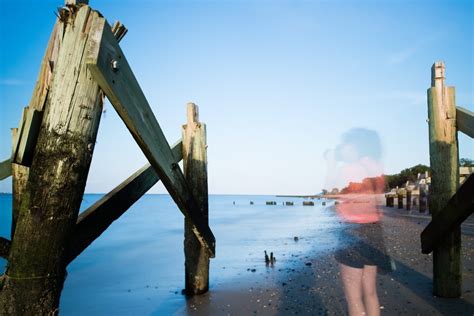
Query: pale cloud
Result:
<box><xmin>388</xmin><ymin>45</ymin><xmax>421</xmax><ymax>65</ymax></box>
<box><xmin>388</xmin><ymin>32</ymin><xmax>444</xmax><ymax>65</ymax></box>
<box><xmin>0</xmin><ymin>78</ymin><xmax>24</xmax><ymax>86</ymax></box>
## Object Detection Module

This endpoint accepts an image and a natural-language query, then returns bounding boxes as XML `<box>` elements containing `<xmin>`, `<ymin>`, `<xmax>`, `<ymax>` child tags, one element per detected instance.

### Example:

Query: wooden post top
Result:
<box><xmin>187</xmin><ymin>102</ymin><xmax>199</xmax><ymax>124</ymax></box>
<box><xmin>431</xmin><ymin>61</ymin><xmax>445</xmax><ymax>88</ymax></box>
<box><xmin>65</xmin><ymin>0</ymin><xmax>89</xmax><ymax>5</ymax></box>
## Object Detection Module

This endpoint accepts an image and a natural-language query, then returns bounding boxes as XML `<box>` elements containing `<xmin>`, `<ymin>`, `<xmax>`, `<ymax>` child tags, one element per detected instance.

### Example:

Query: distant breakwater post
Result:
<box><xmin>0</xmin><ymin>1</ymin><xmax>215</xmax><ymax>313</ymax></box>
<box><xmin>421</xmin><ymin>61</ymin><xmax>474</xmax><ymax>298</ymax></box>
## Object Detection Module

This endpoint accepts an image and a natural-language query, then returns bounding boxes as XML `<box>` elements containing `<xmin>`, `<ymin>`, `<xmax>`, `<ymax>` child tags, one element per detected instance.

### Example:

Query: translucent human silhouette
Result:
<box><xmin>324</xmin><ymin>128</ymin><xmax>391</xmax><ymax>316</ymax></box>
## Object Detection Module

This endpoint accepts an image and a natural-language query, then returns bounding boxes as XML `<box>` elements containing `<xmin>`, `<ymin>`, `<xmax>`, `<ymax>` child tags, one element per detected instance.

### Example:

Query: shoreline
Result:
<box><xmin>175</xmin><ymin>199</ymin><xmax>474</xmax><ymax>315</ymax></box>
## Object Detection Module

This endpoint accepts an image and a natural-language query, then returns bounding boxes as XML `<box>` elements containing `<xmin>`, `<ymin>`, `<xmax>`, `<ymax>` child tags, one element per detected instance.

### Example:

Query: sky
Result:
<box><xmin>0</xmin><ymin>0</ymin><xmax>472</xmax><ymax>195</ymax></box>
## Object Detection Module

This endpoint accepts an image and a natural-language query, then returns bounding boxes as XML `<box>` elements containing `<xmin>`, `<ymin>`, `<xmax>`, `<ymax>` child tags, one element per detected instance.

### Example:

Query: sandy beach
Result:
<box><xmin>177</xmin><ymin>197</ymin><xmax>474</xmax><ymax>315</ymax></box>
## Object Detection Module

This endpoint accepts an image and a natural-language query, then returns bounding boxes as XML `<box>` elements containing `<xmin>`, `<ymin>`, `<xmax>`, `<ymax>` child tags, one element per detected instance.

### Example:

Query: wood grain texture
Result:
<box><xmin>28</xmin><ymin>20</ymin><xmax>63</xmax><ymax>112</ymax></box>
<box><xmin>86</xmin><ymin>23</ymin><xmax>215</xmax><ymax>257</ymax></box>
<box><xmin>421</xmin><ymin>174</ymin><xmax>474</xmax><ymax>254</ymax></box>
<box><xmin>456</xmin><ymin>106</ymin><xmax>474</xmax><ymax>138</ymax></box>
<box><xmin>426</xmin><ymin>62</ymin><xmax>461</xmax><ymax>298</ymax></box>
<box><xmin>67</xmin><ymin>140</ymin><xmax>183</xmax><ymax>263</ymax></box>
<box><xmin>183</xmin><ymin>103</ymin><xmax>210</xmax><ymax>295</ymax></box>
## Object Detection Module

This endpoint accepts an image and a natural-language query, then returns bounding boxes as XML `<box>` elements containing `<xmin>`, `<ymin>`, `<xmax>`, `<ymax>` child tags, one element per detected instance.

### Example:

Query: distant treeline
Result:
<box><xmin>336</xmin><ymin>164</ymin><xmax>429</xmax><ymax>194</ymax></box>
<box><xmin>338</xmin><ymin>158</ymin><xmax>473</xmax><ymax>194</ymax></box>
<box><xmin>324</xmin><ymin>158</ymin><xmax>473</xmax><ymax>195</ymax></box>
<box><xmin>383</xmin><ymin>164</ymin><xmax>430</xmax><ymax>190</ymax></box>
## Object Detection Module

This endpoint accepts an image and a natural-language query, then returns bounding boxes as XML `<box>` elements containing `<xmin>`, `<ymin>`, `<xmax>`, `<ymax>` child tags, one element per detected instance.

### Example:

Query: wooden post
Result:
<box><xmin>427</xmin><ymin>61</ymin><xmax>461</xmax><ymax>297</ymax></box>
<box><xmin>406</xmin><ymin>190</ymin><xmax>412</xmax><ymax>211</ymax></box>
<box><xmin>0</xmin><ymin>7</ymin><xmax>106</xmax><ymax>314</ymax></box>
<box><xmin>397</xmin><ymin>193</ymin><xmax>403</xmax><ymax>209</ymax></box>
<box><xmin>182</xmin><ymin>103</ymin><xmax>210</xmax><ymax>295</ymax></box>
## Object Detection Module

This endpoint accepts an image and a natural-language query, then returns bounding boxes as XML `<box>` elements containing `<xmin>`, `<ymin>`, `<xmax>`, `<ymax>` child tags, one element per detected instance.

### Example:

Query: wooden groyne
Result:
<box><xmin>0</xmin><ymin>1</ymin><xmax>214</xmax><ymax>313</ymax></box>
<box><xmin>421</xmin><ymin>62</ymin><xmax>474</xmax><ymax>297</ymax></box>
<box><xmin>421</xmin><ymin>62</ymin><xmax>473</xmax><ymax>298</ymax></box>
<box><xmin>382</xmin><ymin>62</ymin><xmax>473</xmax><ymax>298</ymax></box>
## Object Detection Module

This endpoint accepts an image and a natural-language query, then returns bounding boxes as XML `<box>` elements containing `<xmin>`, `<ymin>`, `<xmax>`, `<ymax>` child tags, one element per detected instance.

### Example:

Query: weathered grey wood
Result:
<box><xmin>67</xmin><ymin>140</ymin><xmax>182</xmax><ymax>264</ymax></box>
<box><xmin>0</xmin><ymin>237</ymin><xmax>11</xmax><ymax>259</ymax></box>
<box><xmin>13</xmin><ymin>107</ymin><xmax>43</xmax><ymax>166</ymax></box>
<box><xmin>111</xmin><ymin>21</ymin><xmax>128</xmax><ymax>43</ymax></box>
<box><xmin>0</xmin><ymin>158</ymin><xmax>12</xmax><ymax>180</ymax></box>
<box><xmin>86</xmin><ymin>23</ymin><xmax>215</xmax><ymax>257</ymax></box>
<box><xmin>0</xmin><ymin>7</ymin><xmax>106</xmax><ymax>314</ymax></box>
<box><xmin>183</xmin><ymin>103</ymin><xmax>210</xmax><ymax>295</ymax></box>
<box><xmin>456</xmin><ymin>106</ymin><xmax>474</xmax><ymax>138</ymax></box>
<box><xmin>28</xmin><ymin>18</ymin><xmax>63</xmax><ymax>112</ymax></box>
<box><xmin>65</xmin><ymin>0</ymin><xmax>89</xmax><ymax>4</ymax></box>
<box><xmin>426</xmin><ymin>61</ymin><xmax>461</xmax><ymax>298</ymax></box>
<box><xmin>421</xmin><ymin>174</ymin><xmax>474</xmax><ymax>254</ymax></box>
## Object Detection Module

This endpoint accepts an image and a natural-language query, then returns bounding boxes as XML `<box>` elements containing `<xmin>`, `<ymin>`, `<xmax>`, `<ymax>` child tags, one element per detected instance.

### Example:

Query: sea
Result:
<box><xmin>0</xmin><ymin>194</ymin><xmax>342</xmax><ymax>315</ymax></box>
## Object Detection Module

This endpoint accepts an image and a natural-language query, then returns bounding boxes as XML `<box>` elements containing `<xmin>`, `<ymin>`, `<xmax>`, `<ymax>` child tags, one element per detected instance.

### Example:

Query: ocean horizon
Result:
<box><xmin>1</xmin><ymin>193</ymin><xmax>341</xmax><ymax>315</ymax></box>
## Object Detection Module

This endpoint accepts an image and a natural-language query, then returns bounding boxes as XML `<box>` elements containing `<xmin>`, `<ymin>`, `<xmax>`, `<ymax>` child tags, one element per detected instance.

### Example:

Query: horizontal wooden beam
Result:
<box><xmin>86</xmin><ymin>21</ymin><xmax>215</xmax><ymax>257</ymax></box>
<box><xmin>0</xmin><ymin>237</ymin><xmax>11</xmax><ymax>259</ymax></box>
<box><xmin>67</xmin><ymin>140</ymin><xmax>183</xmax><ymax>263</ymax></box>
<box><xmin>456</xmin><ymin>106</ymin><xmax>474</xmax><ymax>138</ymax></box>
<box><xmin>421</xmin><ymin>174</ymin><xmax>474</xmax><ymax>254</ymax></box>
<box><xmin>0</xmin><ymin>158</ymin><xmax>12</xmax><ymax>180</ymax></box>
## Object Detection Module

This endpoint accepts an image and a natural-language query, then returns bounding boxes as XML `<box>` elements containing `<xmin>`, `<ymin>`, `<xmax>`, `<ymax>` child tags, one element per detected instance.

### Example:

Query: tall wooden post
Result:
<box><xmin>0</xmin><ymin>6</ymin><xmax>106</xmax><ymax>314</ymax></box>
<box><xmin>182</xmin><ymin>103</ymin><xmax>210</xmax><ymax>294</ymax></box>
<box><xmin>427</xmin><ymin>61</ymin><xmax>461</xmax><ymax>297</ymax></box>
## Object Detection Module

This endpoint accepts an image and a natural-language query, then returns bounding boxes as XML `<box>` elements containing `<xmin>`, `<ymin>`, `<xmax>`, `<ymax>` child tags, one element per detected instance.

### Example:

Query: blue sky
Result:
<box><xmin>0</xmin><ymin>0</ymin><xmax>472</xmax><ymax>194</ymax></box>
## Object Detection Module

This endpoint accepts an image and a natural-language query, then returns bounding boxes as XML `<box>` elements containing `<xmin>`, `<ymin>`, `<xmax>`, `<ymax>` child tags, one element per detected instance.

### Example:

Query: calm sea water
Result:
<box><xmin>0</xmin><ymin>194</ymin><xmax>341</xmax><ymax>315</ymax></box>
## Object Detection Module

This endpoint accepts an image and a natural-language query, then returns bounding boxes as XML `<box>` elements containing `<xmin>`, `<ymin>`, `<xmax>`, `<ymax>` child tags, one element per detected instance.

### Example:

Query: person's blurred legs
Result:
<box><xmin>362</xmin><ymin>265</ymin><xmax>380</xmax><ymax>316</ymax></box>
<box><xmin>340</xmin><ymin>263</ymin><xmax>366</xmax><ymax>315</ymax></box>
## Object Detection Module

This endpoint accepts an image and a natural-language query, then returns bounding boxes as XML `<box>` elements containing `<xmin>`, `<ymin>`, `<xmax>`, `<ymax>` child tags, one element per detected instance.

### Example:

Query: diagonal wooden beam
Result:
<box><xmin>86</xmin><ymin>20</ymin><xmax>215</xmax><ymax>257</ymax></box>
<box><xmin>67</xmin><ymin>140</ymin><xmax>183</xmax><ymax>263</ymax></box>
<box><xmin>0</xmin><ymin>237</ymin><xmax>11</xmax><ymax>259</ymax></box>
<box><xmin>456</xmin><ymin>106</ymin><xmax>474</xmax><ymax>138</ymax></box>
<box><xmin>0</xmin><ymin>158</ymin><xmax>12</xmax><ymax>180</ymax></box>
<box><xmin>421</xmin><ymin>174</ymin><xmax>474</xmax><ymax>254</ymax></box>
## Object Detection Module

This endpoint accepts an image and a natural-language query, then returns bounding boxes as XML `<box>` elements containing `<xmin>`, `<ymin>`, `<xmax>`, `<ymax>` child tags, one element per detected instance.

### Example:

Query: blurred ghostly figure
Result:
<box><xmin>325</xmin><ymin>128</ymin><xmax>390</xmax><ymax>316</ymax></box>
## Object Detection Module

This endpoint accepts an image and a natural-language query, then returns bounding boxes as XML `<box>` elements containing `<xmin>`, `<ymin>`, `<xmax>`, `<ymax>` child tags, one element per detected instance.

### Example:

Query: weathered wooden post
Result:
<box><xmin>385</xmin><ymin>195</ymin><xmax>394</xmax><ymax>207</ymax></box>
<box><xmin>397</xmin><ymin>193</ymin><xmax>403</xmax><ymax>209</ymax></box>
<box><xmin>0</xmin><ymin>5</ymin><xmax>107</xmax><ymax>313</ymax></box>
<box><xmin>182</xmin><ymin>103</ymin><xmax>210</xmax><ymax>294</ymax></box>
<box><xmin>427</xmin><ymin>61</ymin><xmax>461</xmax><ymax>297</ymax></box>
<box><xmin>406</xmin><ymin>190</ymin><xmax>412</xmax><ymax>211</ymax></box>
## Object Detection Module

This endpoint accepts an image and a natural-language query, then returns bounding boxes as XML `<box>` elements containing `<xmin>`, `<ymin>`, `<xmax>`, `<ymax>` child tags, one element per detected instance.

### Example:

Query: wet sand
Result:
<box><xmin>177</xmin><ymin>197</ymin><xmax>474</xmax><ymax>315</ymax></box>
